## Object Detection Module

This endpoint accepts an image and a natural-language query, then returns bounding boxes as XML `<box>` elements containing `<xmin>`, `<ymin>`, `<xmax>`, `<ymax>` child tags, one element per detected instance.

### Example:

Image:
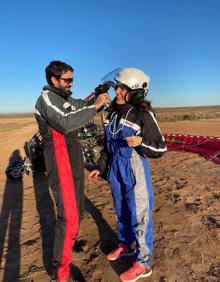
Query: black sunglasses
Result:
<box><xmin>59</xmin><ymin>77</ymin><xmax>73</xmax><ymax>84</ymax></box>
<box><xmin>114</xmin><ymin>83</ymin><xmax>129</xmax><ymax>90</ymax></box>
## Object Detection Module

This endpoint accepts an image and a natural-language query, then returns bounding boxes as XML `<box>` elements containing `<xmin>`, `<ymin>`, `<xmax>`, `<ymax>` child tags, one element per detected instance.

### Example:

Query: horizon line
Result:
<box><xmin>0</xmin><ymin>104</ymin><xmax>220</xmax><ymax>115</ymax></box>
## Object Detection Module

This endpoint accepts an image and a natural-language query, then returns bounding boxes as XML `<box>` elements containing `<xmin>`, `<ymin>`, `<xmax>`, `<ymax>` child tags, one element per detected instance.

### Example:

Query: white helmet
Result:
<box><xmin>114</xmin><ymin>67</ymin><xmax>150</xmax><ymax>94</ymax></box>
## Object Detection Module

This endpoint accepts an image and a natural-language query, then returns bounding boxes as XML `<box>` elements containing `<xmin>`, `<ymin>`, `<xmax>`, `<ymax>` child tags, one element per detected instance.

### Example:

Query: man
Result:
<box><xmin>35</xmin><ymin>60</ymin><xmax>109</xmax><ymax>282</ymax></box>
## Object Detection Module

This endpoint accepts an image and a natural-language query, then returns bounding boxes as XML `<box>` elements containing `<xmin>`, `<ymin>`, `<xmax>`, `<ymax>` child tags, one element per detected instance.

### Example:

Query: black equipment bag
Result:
<box><xmin>25</xmin><ymin>132</ymin><xmax>45</xmax><ymax>172</ymax></box>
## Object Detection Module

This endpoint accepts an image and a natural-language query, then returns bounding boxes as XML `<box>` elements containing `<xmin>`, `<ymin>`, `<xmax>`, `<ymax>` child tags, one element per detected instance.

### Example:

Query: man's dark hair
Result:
<box><xmin>45</xmin><ymin>60</ymin><xmax>73</xmax><ymax>85</ymax></box>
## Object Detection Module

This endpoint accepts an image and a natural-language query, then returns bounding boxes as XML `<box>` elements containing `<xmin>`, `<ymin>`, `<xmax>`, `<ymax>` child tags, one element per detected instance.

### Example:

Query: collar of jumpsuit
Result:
<box><xmin>113</xmin><ymin>103</ymin><xmax>133</xmax><ymax>117</ymax></box>
<box><xmin>113</xmin><ymin>103</ymin><xmax>133</xmax><ymax>125</ymax></box>
<box><xmin>43</xmin><ymin>85</ymin><xmax>72</xmax><ymax>100</ymax></box>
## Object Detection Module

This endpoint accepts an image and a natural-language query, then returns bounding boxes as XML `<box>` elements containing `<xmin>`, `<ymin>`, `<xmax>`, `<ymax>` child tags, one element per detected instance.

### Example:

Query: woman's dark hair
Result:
<box><xmin>137</xmin><ymin>99</ymin><xmax>154</xmax><ymax>112</ymax></box>
<box><xmin>45</xmin><ymin>60</ymin><xmax>73</xmax><ymax>85</ymax></box>
<box><xmin>129</xmin><ymin>89</ymin><xmax>153</xmax><ymax>112</ymax></box>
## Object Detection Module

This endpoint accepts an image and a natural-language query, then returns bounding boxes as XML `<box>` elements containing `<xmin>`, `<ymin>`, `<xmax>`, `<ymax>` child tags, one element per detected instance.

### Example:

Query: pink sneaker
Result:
<box><xmin>107</xmin><ymin>244</ymin><xmax>134</xmax><ymax>261</ymax></box>
<box><xmin>120</xmin><ymin>262</ymin><xmax>152</xmax><ymax>282</ymax></box>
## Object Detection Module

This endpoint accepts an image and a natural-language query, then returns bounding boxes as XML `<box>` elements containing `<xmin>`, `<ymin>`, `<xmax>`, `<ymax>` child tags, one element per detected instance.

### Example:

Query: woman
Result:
<box><xmin>89</xmin><ymin>67</ymin><xmax>167</xmax><ymax>282</ymax></box>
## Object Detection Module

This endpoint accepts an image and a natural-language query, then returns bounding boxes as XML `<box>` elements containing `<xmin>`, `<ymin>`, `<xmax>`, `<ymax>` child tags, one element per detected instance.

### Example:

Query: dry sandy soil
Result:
<box><xmin>0</xmin><ymin>115</ymin><xmax>220</xmax><ymax>282</ymax></box>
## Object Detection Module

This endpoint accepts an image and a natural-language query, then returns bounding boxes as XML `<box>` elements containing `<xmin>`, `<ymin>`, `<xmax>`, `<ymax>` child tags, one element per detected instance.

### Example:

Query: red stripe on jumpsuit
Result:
<box><xmin>51</xmin><ymin>128</ymin><xmax>79</xmax><ymax>281</ymax></box>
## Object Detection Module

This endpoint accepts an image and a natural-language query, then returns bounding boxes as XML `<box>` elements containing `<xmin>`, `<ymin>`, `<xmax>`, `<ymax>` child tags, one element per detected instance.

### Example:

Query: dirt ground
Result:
<box><xmin>0</xmin><ymin>117</ymin><xmax>220</xmax><ymax>282</ymax></box>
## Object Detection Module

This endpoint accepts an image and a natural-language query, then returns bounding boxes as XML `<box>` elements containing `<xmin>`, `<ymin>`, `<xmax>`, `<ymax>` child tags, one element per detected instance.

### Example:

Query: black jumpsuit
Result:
<box><xmin>35</xmin><ymin>85</ymin><xmax>97</xmax><ymax>281</ymax></box>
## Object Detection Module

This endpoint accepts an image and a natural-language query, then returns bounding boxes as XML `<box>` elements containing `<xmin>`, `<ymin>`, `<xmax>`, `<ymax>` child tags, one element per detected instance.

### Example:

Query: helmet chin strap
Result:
<box><xmin>130</xmin><ymin>89</ymin><xmax>147</xmax><ymax>105</ymax></box>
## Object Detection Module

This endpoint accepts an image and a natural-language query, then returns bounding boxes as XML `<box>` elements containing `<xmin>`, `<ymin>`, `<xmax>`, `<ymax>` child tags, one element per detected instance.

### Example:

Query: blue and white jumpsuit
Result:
<box><xmin>97</xmin><ymin>104</ymin><xmax>167</xmax><ymax>266</ymax></box>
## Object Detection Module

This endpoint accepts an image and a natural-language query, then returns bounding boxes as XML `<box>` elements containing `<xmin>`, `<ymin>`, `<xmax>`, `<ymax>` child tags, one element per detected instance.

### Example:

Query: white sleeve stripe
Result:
<box><xmin>120</xmin><ymin>118</ymin><xmax>140</xmax><ymax>131</ymax></box>
<box><xmin>148</xmin><ymin>111</ymin><xmax>165</xmax><ymax>140</ymax></box>
<box><xmin>35</xmin><ymin>108</ymin><xmax>41</xmax><ymax>116</ymax></box>
<box><xmin>104</xmin><ymin>119</ymin><xmax>110</xmax><ymax>126</ymax></box>
<box><xmin>42</xmin><ymin>91</ymin><xmax>95</xmax><ymax>117</ymax></box>
<box><xmin>141</xmin><ymin>142</ymin><xmax>167</xmax><ymax>152</ymax></box>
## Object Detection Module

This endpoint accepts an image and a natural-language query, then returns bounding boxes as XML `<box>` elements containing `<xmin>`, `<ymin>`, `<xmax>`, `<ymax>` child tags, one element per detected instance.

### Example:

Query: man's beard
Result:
<box><xmin>62</xmin><ymin>86</ymin><xmax>72</xmax><ymax>95</ymax></box>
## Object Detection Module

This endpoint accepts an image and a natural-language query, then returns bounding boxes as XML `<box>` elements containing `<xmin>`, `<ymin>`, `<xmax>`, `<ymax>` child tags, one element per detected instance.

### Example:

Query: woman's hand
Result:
<box><xmin>88</xmin><ymin>170</ymin><xmax>100</xmax><ymax>181</ymax></box>
<box><xmin>124</xmin><ymin>136</ymin><xmax>143</xmax><ymax>147</ymax></box>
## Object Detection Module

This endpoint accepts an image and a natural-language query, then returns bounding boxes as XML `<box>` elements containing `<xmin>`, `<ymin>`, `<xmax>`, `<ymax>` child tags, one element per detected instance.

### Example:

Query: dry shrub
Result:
<box><xmin>156</xmin><ymin>106</ymin><xmax>220</xmax><ymax>122</ymax></box>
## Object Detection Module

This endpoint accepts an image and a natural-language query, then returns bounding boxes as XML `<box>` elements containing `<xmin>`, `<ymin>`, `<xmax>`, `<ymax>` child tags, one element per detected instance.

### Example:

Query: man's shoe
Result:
<box><xmin>72</xmin><ymin>248</ymin><xmax>86</xmax><ymax>261</ymax></box>
<box><xmin>120</xmin><ymin>262</ymin><xmax>152</xmax><ymax>282</ymax></box>
<box><xmin>72</xmin><ymin>240</ymin><xmax>87</xmax><ymax>261</ymax></box>
<box><xmin>107</xmin><ymin>244</ymin><xmax>134</xmax><ymax>261</ymax></box>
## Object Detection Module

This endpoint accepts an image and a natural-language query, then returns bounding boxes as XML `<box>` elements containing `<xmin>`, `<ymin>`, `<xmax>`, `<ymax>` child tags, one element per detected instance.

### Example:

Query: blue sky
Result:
<box><xmin>0</xmin><ymin>0</ymin><xmax>219</xmax><ymax>113</ymax></box>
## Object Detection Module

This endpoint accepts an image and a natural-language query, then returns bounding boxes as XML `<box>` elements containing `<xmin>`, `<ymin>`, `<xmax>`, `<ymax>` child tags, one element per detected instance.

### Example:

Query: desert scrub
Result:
<box><xmin>156</xmin><ymin>106</ymin><xmax>220</xmax><ymax>122</ymax></box>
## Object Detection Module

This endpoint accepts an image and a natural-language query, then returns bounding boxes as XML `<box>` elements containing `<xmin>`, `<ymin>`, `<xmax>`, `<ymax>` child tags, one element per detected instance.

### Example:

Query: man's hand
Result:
<box><xmin>94</xmin><ymin>93</ymin><xmax>110</xmax><ymax>110</ymax></box>
<box><xmin>124</xmin><ymin>136</ymin><xmax>143</xmax><ymax>147</ymax></box>
<box><xmin>88</xmin><ymin>170</ymin><xmax>100</xmax><ymax>181</ymax></box>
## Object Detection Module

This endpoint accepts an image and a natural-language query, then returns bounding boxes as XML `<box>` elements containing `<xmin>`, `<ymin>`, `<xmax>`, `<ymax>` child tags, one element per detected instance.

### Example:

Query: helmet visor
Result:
<box><xmin>100</xmin><ymin>68</ymin><xmax>122</xmax><ymax>99</ymax></box>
